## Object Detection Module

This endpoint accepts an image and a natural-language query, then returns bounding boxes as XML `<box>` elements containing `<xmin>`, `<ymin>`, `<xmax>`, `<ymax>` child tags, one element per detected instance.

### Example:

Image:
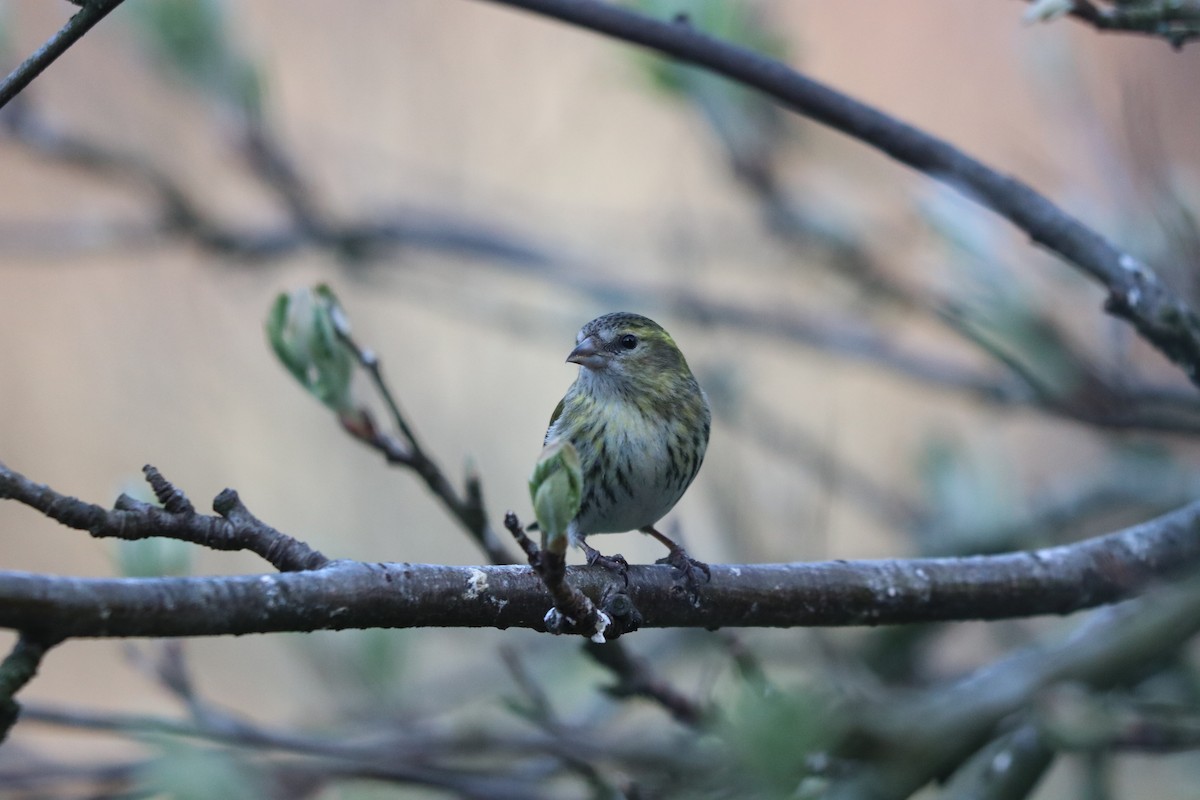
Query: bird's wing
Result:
<box><xmin>544</xmin><ymin>398</ymin><xmax>566</xmax><ymax>444</ymax></box>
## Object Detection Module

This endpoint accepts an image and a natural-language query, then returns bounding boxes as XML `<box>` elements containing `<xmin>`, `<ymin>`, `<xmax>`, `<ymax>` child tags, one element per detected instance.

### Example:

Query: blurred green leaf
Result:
<box><xmin>266</xmin><ymin>285</ymin><xmax>356</xmax><ymax>414</ymax></box>
<box><xmin>722</xmin><ymin>682</ymin><xmax>839</xmax><ymax>796</ymax></box>
<box><xmin>922</xmin><ymin>186</ymin><xmax>1084</xmax><ymax>397</ymax></box>
<box><xmin>116</xmin><ymin>537</ymin><xmax>193</xmax><ymax>578</ymax></box>
<box><xmin>138</xmin><ymin>741</ymin><xmax>267</xmax><ymax>800</ymax></box>
<box><xmin>917</xmin><ymin>435</ymin><xmax>1019</xmax><ymax>555</ymax></box>
<box><xmin>530</xmin><ymin>439</ymin><xmax>582</xmax><ymax>552</ymax></box>
<box><xmin>128</xmin><ymin>0</ymin><xmax>262</xmax><ymax>115</ymax></box>
<box><xmin>626</xmin><ymin>0</ymin><xmax>787</xmax><ymax>173</ymax></box>
<box><xmin>626</xmin><ymin>0</ymin><xmax>785</xmax><ymax>95</ymax></box>
<box><xmin>298</xmin><ymin>629</ymin><xmax>410</xmax><ymax>712</ymax></box>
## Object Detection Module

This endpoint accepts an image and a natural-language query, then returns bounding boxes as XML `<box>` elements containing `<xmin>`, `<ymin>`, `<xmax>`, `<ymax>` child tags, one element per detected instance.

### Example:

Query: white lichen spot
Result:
<box><xmin>991</xmin><ymin>750</ymin><xmax>1013</xmax><ymax>774</ymax></box>
<box><xmin>494</xmin><ymin>598</ymin><xmax>508</xmax><ymax>611</ymax></box>
<box><xmin>1127</xmin><ymin>287</ymin><xmax>1142</xmax><ymax>308</ymax></box>
<box><xmin>590</xmin><ymin>610</ymin><xmax>612</xmax><ymax>644</ymax></box>
<box><xmin>258</xmin><ymin>574</ymin><xmax>281</xmax><ymax>609</ymax></box>
<box><xmin>1119</xmin><ymin>254</ymin><xmax>1141</xmax><ymax>274</ymax></box>
<box><xmin>886</xmin><ymin>586</ymin><xmax>898</xmax><ymax>598</ymax></box>
<box><xmin>729</xmin><ymin>566</ymin><xmax>742</xmax><ymax>577</ymax></box>
<box><xmin>463</xmin><ymin>568</ymin><xmax>488</xmax><ymax>600</ymax></box>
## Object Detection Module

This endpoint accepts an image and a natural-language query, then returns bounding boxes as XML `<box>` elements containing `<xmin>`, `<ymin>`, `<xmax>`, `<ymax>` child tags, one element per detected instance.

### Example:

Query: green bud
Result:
<box><xmin>529</xmin><ymin>440</ymin><xmax>582</xmax><ymax>552</ymax></box>
<box><xmin>266</xmin><ymin>285</ymin><xmax>355</xmax><ymax>413</ymax></box>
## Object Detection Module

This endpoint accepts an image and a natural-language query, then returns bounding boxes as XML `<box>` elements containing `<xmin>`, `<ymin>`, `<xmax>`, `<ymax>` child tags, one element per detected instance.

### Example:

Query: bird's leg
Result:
<box><xmin>642</xmin><ymin>526</ymin><xmax>711</xmax><ymax>585</ymax></box>
<box><xmin>580</xmin><ymin>539</ymin><xmax>629</xmax><ymax>582</ymax></box>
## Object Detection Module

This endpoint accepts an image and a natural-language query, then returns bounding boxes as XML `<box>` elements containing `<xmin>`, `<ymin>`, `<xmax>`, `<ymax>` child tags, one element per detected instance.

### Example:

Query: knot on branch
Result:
<box><xmin>142</xmin><ymin>464</ymin><xmax>195</xmax><ymax>515</ymax></box>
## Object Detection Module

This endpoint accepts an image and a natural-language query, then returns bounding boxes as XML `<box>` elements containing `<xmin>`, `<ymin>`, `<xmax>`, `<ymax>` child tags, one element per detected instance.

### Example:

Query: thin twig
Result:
<box><xmin>0</xmin><ymin>461</ymin><xmax>328</xmax><ymax>572</ymax></box>
<box><xmin>0</xmin><ymin>0</ymin><xmax>127</xmax><ymax>110</ymax></box>
<box><xmin>331</xmin><ymin>327</ymin><xmax>515</xmax><ymax>565</ymax></box>
<box><xmin>582</xmin><ymin>639</ymin><xmax>707</xmax><ymax>727</ymax></box>
<box><xmin>503</xmin><ymin>512</ymin><xmax>616</xmax><ymax>641</ymax></box>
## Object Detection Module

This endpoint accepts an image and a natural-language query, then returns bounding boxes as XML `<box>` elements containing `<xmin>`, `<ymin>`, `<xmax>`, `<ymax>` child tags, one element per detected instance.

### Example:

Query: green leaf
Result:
<box><xmin>529</xmin><ymin>440</ymin><xmax>583</xmax><ymax>551</ymax></box>
<box><xmin>266</xmin><ymin>285</ymin><xmax>355</xmax><ymax>413</ymax></box>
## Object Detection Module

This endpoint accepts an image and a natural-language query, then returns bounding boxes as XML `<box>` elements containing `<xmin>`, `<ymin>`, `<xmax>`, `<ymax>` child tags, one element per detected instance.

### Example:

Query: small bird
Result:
<box><xmin>544</xmin><ymin>312</ymin><xmax>711</xmax><ymax>578</ymax></box>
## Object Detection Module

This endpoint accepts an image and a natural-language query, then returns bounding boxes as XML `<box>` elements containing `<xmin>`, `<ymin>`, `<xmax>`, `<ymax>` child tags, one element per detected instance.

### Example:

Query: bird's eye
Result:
<box><xmin>619</xmin><ymin>334</ymin><xmax>638</xmax><ymax>350</ymax></box>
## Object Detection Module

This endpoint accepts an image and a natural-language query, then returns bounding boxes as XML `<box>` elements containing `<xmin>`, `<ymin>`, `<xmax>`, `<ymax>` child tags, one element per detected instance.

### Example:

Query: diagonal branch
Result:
<box><xmin>0</xmin><ymin>633</ymin><xmax>59</xmax><ymax>743</ymax></box>
<box><xmin>0</xmin><ymin>0</ymin><xmax>127</xmax><ymax>110</ymax></box>
<box><xmin>477</xmin><ymin>0</ymin><xmax>1200</xmax><ymax>390</ymax></box>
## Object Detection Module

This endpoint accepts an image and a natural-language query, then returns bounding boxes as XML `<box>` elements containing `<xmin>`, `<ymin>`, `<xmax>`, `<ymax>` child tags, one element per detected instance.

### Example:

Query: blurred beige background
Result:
<box><xmin>1</xmin><ymin>0</ymin><xmax>1198</xmax><ymax>793</ymax></box>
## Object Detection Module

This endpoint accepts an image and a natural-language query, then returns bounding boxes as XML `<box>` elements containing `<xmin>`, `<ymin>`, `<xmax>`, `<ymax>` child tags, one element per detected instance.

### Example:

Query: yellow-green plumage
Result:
<box><xmin>544</xmin><ymin>312</ymin><xmax>710</xmax><ymax>553</ymax></box>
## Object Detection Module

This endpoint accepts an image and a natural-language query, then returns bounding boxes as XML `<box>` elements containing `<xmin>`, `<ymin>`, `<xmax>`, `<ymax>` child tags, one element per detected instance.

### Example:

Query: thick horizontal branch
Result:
<box><xmin>2</xmin><ymin>500</ymin><xmax>1198</xmax><ymax>638</ymax></box>
<box><xmin>479</xmin><ymin>0</ymin><xmax>1200</xmax><ymax>388</ymax></box>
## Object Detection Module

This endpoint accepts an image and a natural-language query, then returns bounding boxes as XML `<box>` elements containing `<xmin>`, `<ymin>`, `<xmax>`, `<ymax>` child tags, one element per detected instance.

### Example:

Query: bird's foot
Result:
<box><xmin>641</xmin><ymin>526</ymin><xmax>710</xmax><ymax>592</ymax></box>
<box><xmin>582</xmin><ymin>542</ymin><xmax>630</xmax><ymax>584</ymax></box>
<box><xmin>655</xmin><ymin>547</ymin><xmax>711</xmax><ymax>587</ymax></box>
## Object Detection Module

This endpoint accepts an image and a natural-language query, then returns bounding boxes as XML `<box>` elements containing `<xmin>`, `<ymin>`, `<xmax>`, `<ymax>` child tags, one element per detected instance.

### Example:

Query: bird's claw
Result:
<box><xmin>585</xmin><ymin>548</ymin><xmax>630</xmax><ymax>584</ymax></box>
<box><xmin>656</xmin><ymin>549</ymin><xmax>711</xmax><ymax>588</ymax></box>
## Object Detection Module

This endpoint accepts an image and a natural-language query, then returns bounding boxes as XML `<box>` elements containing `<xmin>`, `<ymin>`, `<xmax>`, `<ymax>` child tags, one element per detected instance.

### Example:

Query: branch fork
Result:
<box><xmin>504</xmin><ymin>512</ymin><xmax>640</xmax><ymax>641</ymax></box>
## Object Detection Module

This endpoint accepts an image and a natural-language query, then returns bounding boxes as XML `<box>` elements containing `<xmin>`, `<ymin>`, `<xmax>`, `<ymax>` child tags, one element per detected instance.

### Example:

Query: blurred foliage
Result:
<box><xmin>115</xmin><ymin>536</ymin><xmax>194</xmax><ymax>578</ymax></box>
<box><xmin>297</xmin><ymin>628</ymin><xmax>411</xmax><ymax>715</ymax></box>
<box><xmin>137</xmin><ymin>740</ymin><xmax>269</xmax><ymax>800</ymax></box>
<box><xmin>721</xmin><ymin>681</ymin><xmax>842</xmax><ymax>797</ymax></box>
<box><xmin>112</xmin><ymin>478</ymin><xmax>194</xmax><ymax>577</ymax></box>
<box><xmin>626</xmin><ymin>0</ymin><xmax>788</xmax><ymax>178</ymax></box>
<box><xmin>917</xmin><ymin>434</ymin><xmax>1020</xmax><ymax>556</ymax></box>
<box><xmin>127</xmin><ymin>0</ymin><xmax>263</xmax><ymax>116</ymax></box>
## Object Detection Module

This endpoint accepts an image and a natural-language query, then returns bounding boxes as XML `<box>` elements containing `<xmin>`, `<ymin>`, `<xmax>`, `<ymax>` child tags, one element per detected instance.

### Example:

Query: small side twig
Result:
<box><xmin>0</xmin><ymin>633</ymin><xmax>60</xmax><ymax>743</ymax></box>
<box><xmin>504</xmin><ymin>512</ymin><xmax>615</xmax><ymax>642</ymax></box>
<box><xmin>582</xmin><ymin>639</ymin><xmax>707</xmax><ymax>727</ymax></box>
<box><xmin>332</xmin><ymin>324</ymin><xmax>515</xmax><ymax>566</ymax></box>
<box><xmin>0</xmin><ymin>460</ymin><xmax>328</xmax><ymax>573</ymax></box>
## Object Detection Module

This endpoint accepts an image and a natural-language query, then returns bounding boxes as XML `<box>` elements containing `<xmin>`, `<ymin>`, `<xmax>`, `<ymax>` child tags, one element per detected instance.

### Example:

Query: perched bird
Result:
<box><xmin>544</xmin><ymin>312</ymin><xmax>711</xmax><ymax>578</ymax></box>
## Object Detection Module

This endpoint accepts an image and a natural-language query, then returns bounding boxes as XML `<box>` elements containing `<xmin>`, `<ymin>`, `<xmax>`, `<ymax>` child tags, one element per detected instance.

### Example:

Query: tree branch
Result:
<box><xmin>0</xmin><ymin>633</ymin><xmax>58</xmax><ymax>743</ymax></box>
<box><xmin>477</xmin><ymin>0</ymin><xmax>1200</xmax><ymax>390</ymax></box>
<box><xmin>1026</xmin><ymin>0</ymin><xmax>1200</xmax><ymax>48</ymax></box>
<box><xmin>1</xmin><ymin>487</ymin><xmax>1198</xmax><ymax>637</ymax></box>
<box><xmin>0</xmin><ymin>1</ymin><xmax>127</xmax><ymax>110</ymax></box>
<box><xmin>0</xmin><ymin>462</ymin><xmax>328</xmax><ymax>572</ymax></box>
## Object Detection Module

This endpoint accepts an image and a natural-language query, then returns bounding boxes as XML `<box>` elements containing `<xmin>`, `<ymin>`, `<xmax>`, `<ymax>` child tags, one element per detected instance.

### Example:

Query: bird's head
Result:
<box><xmin>567</xmin><ymin>312</ymin><xmax>690</xmax><ymax>393</ymax></box>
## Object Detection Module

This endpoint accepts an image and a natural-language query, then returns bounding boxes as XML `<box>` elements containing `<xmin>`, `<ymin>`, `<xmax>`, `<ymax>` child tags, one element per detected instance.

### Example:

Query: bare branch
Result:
<box><xmin>1025</xmin><ymin>0</ymin><xmax>1200</xmax><ymax>48</ymax></box>
<box><xmin>1</xmin><ymin>480</ymin><xmax>1199</xmax><ymax>637</ymax></box>
<box><xmin>0</xmin><ymin>461</ymin><xmax>328</xmax><ymax>572</ymax></box>
<box><xmin>478</xmin><ymin>0</ymin><xmax>1200</xmax><ymax>390</ymax></box>
<box><xmin>829</xmin><ymin>568</ymin><xmax>1200</xmax><ymax>798</ymax></box>
<box><xmin>0</xmin><ymin>634</ymin><xmax>58</xmax><ymax>743</ymax></box>
<box><xmin>0</xmin><ymin>1</ymin><xmax>127</xmax><ymax>111</ymax></box>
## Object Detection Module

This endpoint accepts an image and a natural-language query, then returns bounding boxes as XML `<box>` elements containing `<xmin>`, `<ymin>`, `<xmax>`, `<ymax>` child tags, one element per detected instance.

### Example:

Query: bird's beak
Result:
<box><xmin>567</xmin><ymin>336</ymin><xmax>607</xmax><ymax>370</ymax></box>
